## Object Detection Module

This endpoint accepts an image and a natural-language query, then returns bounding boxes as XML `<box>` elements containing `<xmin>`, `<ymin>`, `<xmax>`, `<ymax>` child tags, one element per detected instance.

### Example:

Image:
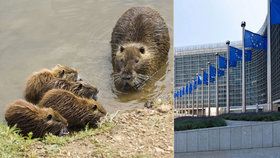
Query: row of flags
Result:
<box><xmin>174</xmin><ymin>0</ymin><xmax>280</xmax><ymax>100</ymax></box>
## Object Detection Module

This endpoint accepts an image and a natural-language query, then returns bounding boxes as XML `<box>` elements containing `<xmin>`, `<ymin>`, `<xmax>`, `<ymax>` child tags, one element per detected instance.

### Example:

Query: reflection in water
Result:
<box><xmin>0</xmin><ymin>0</ymin><xmax>173</xmax><ymax>120</ymax></box>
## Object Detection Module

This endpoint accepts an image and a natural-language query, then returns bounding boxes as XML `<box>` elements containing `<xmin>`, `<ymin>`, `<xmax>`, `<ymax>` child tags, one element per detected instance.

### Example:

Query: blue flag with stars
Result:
<box><xmin>271</xmin><ymin>0</ymin><xmax>280</xmax><ymax>24</ymax></box>
<box><xmin>185</xmin><ymin>84</ymin><xmax>188</xmax><ymax>94</ymax></box>
<box><xmin>209</xmin><ymin>65</ymin><xmax>216</xmax><ymax>81</ymax></box>
<box><xmin>193</xmin><ymin>79</ymin><xmax>197</xmax><ymax>90</ymax></box>
<box><xmin>197</xmin><ymin>75</ymin><xmax>202</xmax><ymax>85</ymax></box>
<box><xmin>244</xmin><ymin>30</ymin><xmax>267</xmax><ymax>50</ymax></box>
<box><xmin>189</xmin><ymin>83</ymin><xmax>193</xmax><ymax>94</ymax></box>
<box><xmin>182</xmin><ymin>87</ymin><xmax>185</xmax><ymax>96</ymax></box>
<box><xmin>218</xmin><ymin>56</ymin><xmax>227</xmax><ymax>69</ymax></box>
<box><xmin>203</xmin><ymin>71</ymin><xmax>208</xmax><ymax>85</ymax></box>
<box><xmin>229</xmin><ymin>46</ymin><xmax>252</xmax><ymax>67</ymax></box>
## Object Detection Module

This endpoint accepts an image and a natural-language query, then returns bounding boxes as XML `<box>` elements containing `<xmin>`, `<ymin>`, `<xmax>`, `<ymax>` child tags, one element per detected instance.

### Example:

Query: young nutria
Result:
<box><xmin>111</xmin><ymin>7</ymin><xmax>170</xmax><ymax>91</ymax></box>
<box><xmin>41</xmin><ymin>79</ymin><xmax>99</xmax><ymax>101</ymax></box>
<box><xmin>38</xmin><ymin>89</ymin><xmax>106</xmax><ymax>128</ymax></box>
<box><xmin>5</xmin><ymin>99</ymin><xmax>69</xmax><ymax>138</ymax></box>
<box><xmin>24</xmin><ymin>64</ymin><xmax>80</xmax><ymax>104</ymax></box>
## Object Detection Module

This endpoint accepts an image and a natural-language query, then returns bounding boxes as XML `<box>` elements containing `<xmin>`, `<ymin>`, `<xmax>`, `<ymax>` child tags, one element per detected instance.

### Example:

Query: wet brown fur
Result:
<box><xmin>111</xmin><ymin>7</ymin><xmax>170</xmax><ymax>90</ymax></box>
<box><xmin>38</xmin><ymin>89</ymin><xmax>106</xmax><ymax>128</ymax></box>
<box><xmin>41</xmin><ymin>79</ymin><xmax>99</xmax><ymax>101</ymax></box>
<box><xmin>5</xmin><ymin>99</ymin><xmax>68</xmax><ymax>138</ymax></box>
<box><xmin>24</xmin><ymin>65</ymin><xmax>79</xmax><ymax>104</ymax></box>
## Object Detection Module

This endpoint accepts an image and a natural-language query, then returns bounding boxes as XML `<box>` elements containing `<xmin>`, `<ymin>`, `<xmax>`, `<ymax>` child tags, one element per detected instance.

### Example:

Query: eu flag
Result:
<box><xmin>271</xmin><ymin>0</ymin><xmax>280</xmax><ymax>24</ymax></box>
<box><xmin>174</xmin><ymin>92</ymin><xmax>177</xmax><ymax>99</ymax></box>
<box><xmin>203</xmin><ymin>71</ymin><xmax>208</xmax><ymax>85</ymax></box>
<box><xmin>197</xmin><ymin>75</ymin><xmax>202</xmax><ymax>85</ymax></box>
<box><xmin>244</xmin><ymin>30</ymin><xmax>267</xmax><ymax>50</ymax></box>
<box><xmin>182</xmin><ymin>87</ymin><xmax>185</xmax><ymax>95</ymax></box>
<box><xmin>193</xmin><ymin>79</ymin><xmax>197</xmax><ymax>90</ymax></box>
<box><xmin>210</xmin><ymin>65</ymin><xmax>216</xmax><ymax>80</ymax></box>
<box><xmin>218</xmin><ymin>68</ymin><xmax>225</xmax><ymax>77</ymax></box>
<box><xmin>229</xmin><ymin>46</ymin><xmax>252</xmax><ymax>66</ymax></box>
<box><xmin>218</xmin><ymin>56</ymin><xmax>227</xmax><ymax>69</ymax></box>
<box><xmin>185</xmin><ymin>85</ymin><xmax>188</xmax><ymax>94</ymax></box>
<box><xmin>189</xmin><ymin>83</ymin><xmax>193</xmax><ymax>94</ymax></box>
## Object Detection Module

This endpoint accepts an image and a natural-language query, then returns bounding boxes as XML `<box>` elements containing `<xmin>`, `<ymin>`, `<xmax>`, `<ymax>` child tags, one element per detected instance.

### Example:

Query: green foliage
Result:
<box><xmin>221</xmin><ymin>112</ymin><xmax>280</xmax><ymax>121</ymax></box>
<box><xmin>174</xmin><ymin>117</ymin><xmax>227</xmax><ymax>131</ymax></box>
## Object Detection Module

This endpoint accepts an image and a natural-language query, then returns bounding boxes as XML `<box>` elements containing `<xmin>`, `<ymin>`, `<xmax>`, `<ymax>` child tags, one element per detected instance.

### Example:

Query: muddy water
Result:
<box><xmin>0</xmin><ymin>0</ymin><xmax>173</xmax><ymax>120</ymax></box>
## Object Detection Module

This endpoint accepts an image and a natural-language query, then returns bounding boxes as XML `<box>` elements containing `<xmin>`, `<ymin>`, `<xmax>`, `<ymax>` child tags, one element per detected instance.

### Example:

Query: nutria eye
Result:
<box><xmin>139</xmin><ymin>47</ymin><xmax>145</xmax><ymax>54</ymax></box>
<box><xmin>78</xmin><ymin>84</ymin><xmax>83</xmax><ymax>89</ymax></box>
<box><xmin>92</xmin><ymin>105</ymin><xmax>97</xmax><ymax>111</ymax></box>
<box><xmin>135</xmin><ymin>59</ymin><xmax>139</xmax><ymax>63</ymax></box>
<box><xmin>59</xmin><ymin>70</ymin><xmax>65</xmax><ymax>78</ymax></box>
<box><xmin>47</xmin><ymin>114</ymin><xmax>52</xmax><ymax>120</ymax></box>
<box><xmin>120</xmin><ymin>46</ymin><xmax>124</xmax><ymax>52</ymax></box>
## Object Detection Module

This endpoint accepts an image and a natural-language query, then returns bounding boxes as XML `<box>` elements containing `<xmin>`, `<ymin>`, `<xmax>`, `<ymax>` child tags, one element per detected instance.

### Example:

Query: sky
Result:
<box><xmin>174</xmin><ymin>0</ymin><xmax>267</xmax><ymax>47</ymax></box>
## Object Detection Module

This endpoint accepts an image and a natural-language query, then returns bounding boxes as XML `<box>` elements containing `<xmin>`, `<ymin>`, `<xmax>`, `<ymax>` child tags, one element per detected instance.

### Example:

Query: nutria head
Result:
<box><xmin>70</xmin><ymin>81</ymin><xmax>99</xmax><ymax>100</ymax></box>
<box><xmin>52</xmin><ymin>64</ymin><xmax>80</xmax><ymax>82</ymax></box>
<box><xmin>5</xmin><ymin>99</ymin><xmax>68</xmax><ymax>138</ymax></box>
<box><xmin>113</xmin><ymin>43</ymin><xmax>152</xmax><ymax>91</ymax></box>
<box><xmin>80</xmin><ymin>99</ymin><xmax>107</xmax><ymax>127</ymax></box>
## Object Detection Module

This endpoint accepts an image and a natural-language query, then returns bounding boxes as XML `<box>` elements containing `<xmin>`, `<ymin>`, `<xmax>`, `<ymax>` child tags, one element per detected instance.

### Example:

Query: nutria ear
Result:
<box><xmin>120</xmin><ymin>46</ymin><xmax>124</xmax><ymax>52</ymax></box>
<box><xmin>47</xmin><ymin>114</ymin><xmax>52</xmax><ymax>120</ymax></box>
<box><xmin>139</xmin><ymin>47</ymin><xmax>145</xmax><ymax>54</ymax></box>
<box><xmin>92</xmin><ymin>105</ymin><xmax>97</xmax><ymax>111</ymax></box>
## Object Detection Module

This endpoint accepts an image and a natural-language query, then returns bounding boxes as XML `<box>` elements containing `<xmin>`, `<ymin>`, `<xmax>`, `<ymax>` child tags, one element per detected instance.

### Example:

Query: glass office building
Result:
<box><xmin>174</xmin><ymin>21</ymin><xmax>270</xmax><ymax>114</ymax></box>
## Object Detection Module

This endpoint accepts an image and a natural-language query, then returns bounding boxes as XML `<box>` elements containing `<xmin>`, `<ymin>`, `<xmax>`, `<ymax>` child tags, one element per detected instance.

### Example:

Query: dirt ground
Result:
<box><xmin>30</xmin><ymin>104</ymin><xmax>174</xmax><ymax>158</ymax></box>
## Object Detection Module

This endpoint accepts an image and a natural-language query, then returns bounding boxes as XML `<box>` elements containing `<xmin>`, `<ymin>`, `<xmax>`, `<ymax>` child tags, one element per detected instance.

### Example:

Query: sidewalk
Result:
<box><xmin>175</xmin><ymin>146</ymin><xmax>280</xmax><ymax>158</ymax></box>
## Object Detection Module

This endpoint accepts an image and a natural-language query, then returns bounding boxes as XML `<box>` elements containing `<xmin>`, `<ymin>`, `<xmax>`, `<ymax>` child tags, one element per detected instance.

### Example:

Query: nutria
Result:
<box><xmin>41</xmin><ymin>79</ymin><xmax>99</xmax><ymax>101</ymax></box>
<box><xmin>24</xmin><ymin>64</ymin><xmax>80</xmax><ymax>104</ymax></box>
<box><xmin>111</xmin><ymin>7</ymin><xmax>170</xmax><ymax>91</ymax></box>
<box><xmin>38</xmin><ymin>89</ymin><xmax>106</xmax><ymax>128</ymax></box>
<box><xmin>5</xmin><ymin>99</ymin><xmax>68</xmax><ymax>138</ymax></box>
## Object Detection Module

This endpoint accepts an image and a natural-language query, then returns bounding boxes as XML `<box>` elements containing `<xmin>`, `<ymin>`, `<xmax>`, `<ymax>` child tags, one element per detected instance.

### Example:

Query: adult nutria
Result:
<box><xmin>111</xmin><ymin>7</ymin><xmax>170</xmax><ymax>91</ymax></box>
<box><xmin>24</xmin><ymin>64</ymin><xmax>80</xmax><ymax>104</ymax></box>
<box><xmin>38</xmin><ymin>89</ymin><xmax>106</xmax><ymax>128</ymax></box>
<box><xmin>41</xmin><ymin>79</ymin><xmax>99</xmax><ymax>101</ymax></box>
<box><xmin>5</xmin><ymin>99</ymin><xmax>69</xmax><ymax>138</ymax></box>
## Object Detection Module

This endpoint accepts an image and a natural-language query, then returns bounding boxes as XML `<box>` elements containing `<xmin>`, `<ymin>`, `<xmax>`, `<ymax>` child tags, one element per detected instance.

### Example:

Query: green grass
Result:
<box><xmin>174</xmin><ymin>116</ymin><xmax>227</xmax><ymax>131</ymax></box>
<box><xmin>221</xmin><ymin>112</ymin><xmax>280</xmax><ymax>121</ymax></box>
<box><xmin>0</xmin><ymin>114</ymin><xmax>116</xmax><ymax>158</ymax></box>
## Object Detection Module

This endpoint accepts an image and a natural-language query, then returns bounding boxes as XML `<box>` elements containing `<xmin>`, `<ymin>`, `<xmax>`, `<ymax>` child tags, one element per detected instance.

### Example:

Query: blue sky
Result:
<box><xmin>174</xmin><ymin>0</ymin><xmax>267</xmax><ymax>47</ymax></box>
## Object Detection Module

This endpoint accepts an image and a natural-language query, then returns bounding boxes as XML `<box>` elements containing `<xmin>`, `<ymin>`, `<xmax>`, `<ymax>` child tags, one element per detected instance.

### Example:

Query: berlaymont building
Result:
<box><xmin>174</xmin><ymin>19</ymin><xmax>280</xmax><ymax>115</ymax></box>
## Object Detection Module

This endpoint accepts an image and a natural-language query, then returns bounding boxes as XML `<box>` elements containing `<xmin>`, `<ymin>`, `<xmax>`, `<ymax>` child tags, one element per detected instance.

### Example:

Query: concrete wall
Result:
<box><xmin>175</xmin><ymin>121</ymin><xmax>280</xmax><ymax>153</ymax></box>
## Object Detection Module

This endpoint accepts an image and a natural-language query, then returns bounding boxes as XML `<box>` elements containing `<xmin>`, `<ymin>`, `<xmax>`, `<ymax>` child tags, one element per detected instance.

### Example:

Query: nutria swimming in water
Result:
<box><xmin>111</xmin><ymin>7</ymin><xmax>170</xmax><ymax>91</ymax></box>
<box><xmin>41</xmin><ymin>79</ymin><xmax>99</xmax><ymax>101</ymax></box>
<box><xmin>38</xmin><ymin>89</ymin><xmax>106</xmax><ymax>128</ymax></box>
<box><xmin>5</xmin><ymin>99</ymin><xmax>68</xmax><ymax>138</ymax></box>
<box><xmin>24</xmin><ymin>64</ymin><xmax>80</xmax><ymax>104</ymax></box>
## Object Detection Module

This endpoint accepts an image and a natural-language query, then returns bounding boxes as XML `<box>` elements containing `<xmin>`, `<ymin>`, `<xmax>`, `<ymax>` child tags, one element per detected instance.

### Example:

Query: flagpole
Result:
<box><xmin>208</xmin><ymin>62</ymin><xmax>211</xmax><ymax>116</ymax></box>
<box><xmin>201</xmin><ymin>68</ymin><xmax>204</xmax><ymax>116</ymax></box>
<box><xmin>188</xmin><ymin>81</ymin><xmax>190</xmax><ymax>115</ymax></box>
<box><xmin>196</xmin><ymin>73</ymin><xmax>199</xmax><ymax>116</ymax></box>
<box><xmin>267</xmin><ymin>0</ymin><xmax>272</xmax><ymax>111</ymax></box>
<box><xmin>241</xmin><ymin>21</ymin><xmax>246</xmax><ymax>113</ymax></box>
<box><xmin>216</xmin><ymin>53</ymin><xmax>219</xmax><ymax>116</ymax></box>
<box><xmin>192</xmin><ymin>79</ymin><xmax>195</xmax><ymax>117</ymax></box>
<box><xmin>226</xmin><ymin>40</ymin><xmax>230</xmax><ymax>113</ymax></box>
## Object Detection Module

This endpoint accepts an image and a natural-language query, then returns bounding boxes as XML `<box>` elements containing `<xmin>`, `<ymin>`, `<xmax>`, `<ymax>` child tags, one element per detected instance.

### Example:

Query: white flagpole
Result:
<box><xmin>226</xmin><ymin>40</ymin><xmax>230</xmax><ymax>113</ymax></box>
<box><xmin>241</xmin><ymin>21</ymin><xmax>246</xmax><ymax>113</ymax></box>
<box><xmin>196</xmin><ymin>73</ymin><xmax>199</xmax><ymax>116</ymax></box>
<box><xmin>267</xmin><ymin>0</ymin><xmax>272</xmax><ymax>111</ymax></box>
<box><xmin>216</xmin><ymin>53</ymin><xmax>219</xmax><ymax>116</ymax></box>
<box><xmin>208</xmin><ymin>62</ymin><xmax>211</xmax><ymax>116</ymax></box>
<box><xmin>201</xmin><ymin>68</ymin><xmax>205</xmax><ymax>116</ymax></box>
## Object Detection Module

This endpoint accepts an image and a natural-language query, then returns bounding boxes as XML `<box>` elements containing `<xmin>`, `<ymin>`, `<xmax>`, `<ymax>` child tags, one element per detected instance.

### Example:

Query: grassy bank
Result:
<box><xmin>221</xmin><ymin>112</ymin><xmax>280</xmax><ymax>121</ymax></box>
<box><xmin>174</xmin><ymin>116</ymin><xmax>226</xmax><ymax>131</ymax></box>
<box><xmin>0</xmin><ymin>106</ymin><xmax>173</xmax><ymax>158</ymax></box>
<box><xmin>0</xmin><ymin>117</ymin><xmax>115</xmax><ymax>158</ymax></box>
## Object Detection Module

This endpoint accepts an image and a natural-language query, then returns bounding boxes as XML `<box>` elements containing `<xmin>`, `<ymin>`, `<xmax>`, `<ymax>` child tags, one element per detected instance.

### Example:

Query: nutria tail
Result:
<box><xmin>5</xmin><ymin>99</ymin><xmax>68</xmax><ymax>138</ymax></box>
